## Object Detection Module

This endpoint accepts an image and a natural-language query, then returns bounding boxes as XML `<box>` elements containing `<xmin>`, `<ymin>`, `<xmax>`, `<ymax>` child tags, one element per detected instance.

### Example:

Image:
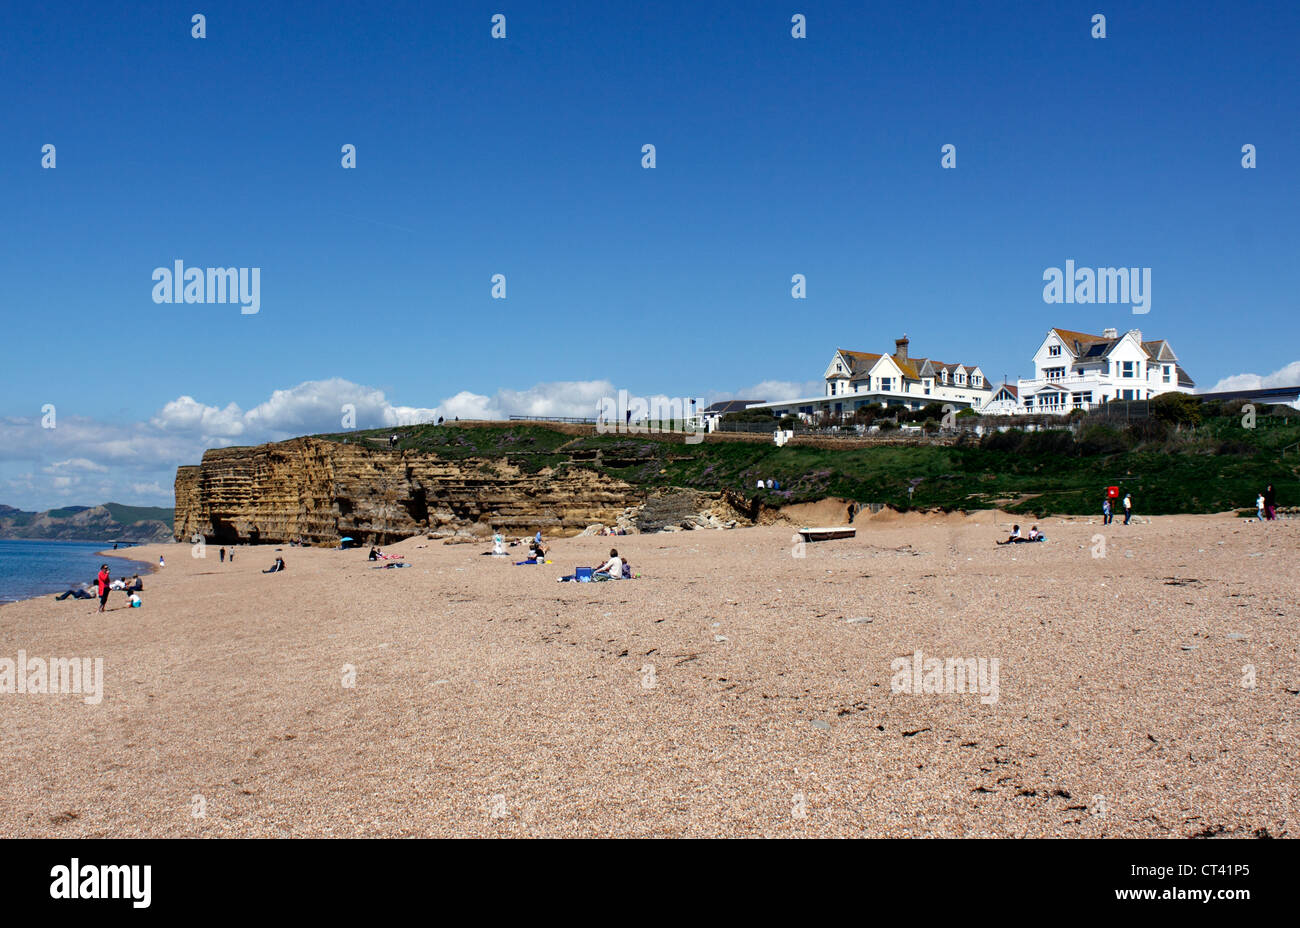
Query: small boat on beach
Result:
<box><xmin>796</xmin><ymin>526</ymin><xmax>856</xmax><ymax>541</ymax></box>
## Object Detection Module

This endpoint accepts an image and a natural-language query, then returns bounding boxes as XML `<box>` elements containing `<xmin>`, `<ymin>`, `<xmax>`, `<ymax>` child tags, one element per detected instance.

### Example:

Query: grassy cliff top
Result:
<box><xmin>313</xmin><ymin>407</ymin><xmax>1300</xmax><ymax>517</ymax></box>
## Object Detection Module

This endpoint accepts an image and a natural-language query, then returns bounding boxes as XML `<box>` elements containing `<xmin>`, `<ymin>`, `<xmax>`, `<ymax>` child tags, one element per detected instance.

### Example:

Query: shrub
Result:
<box><xmin>1151</xmin><ymin>392</ymin><xmax>1202</xmax><ymax>427</ymax></box>
<box><xmin>1126</xmin><ymin>418</ymin><xmax>1170</xmax><ymax>444</ymax></box>
<box><xmin>1078</xmin><ymin>424</ymin><xmax>1128</xmax><ymax>455</ymax></box>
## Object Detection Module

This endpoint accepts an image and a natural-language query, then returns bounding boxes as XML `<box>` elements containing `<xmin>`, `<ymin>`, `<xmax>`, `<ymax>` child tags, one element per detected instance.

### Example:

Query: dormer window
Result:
<box><xmin>1049</xmin><ymin>345</ymin><xmax>1061</xmax><ymax>357</ymax></box>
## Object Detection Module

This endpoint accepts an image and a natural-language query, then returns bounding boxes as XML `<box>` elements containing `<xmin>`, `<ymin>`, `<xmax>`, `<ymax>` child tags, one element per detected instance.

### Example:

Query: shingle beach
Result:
<box><xmin>1</xmin><ymin>512</ymin><xmax>1295</xmax><ymax>837</ymax></box>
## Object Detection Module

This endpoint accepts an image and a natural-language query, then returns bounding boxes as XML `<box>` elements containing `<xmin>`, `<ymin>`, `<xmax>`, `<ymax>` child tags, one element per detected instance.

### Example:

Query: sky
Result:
<box><xmin>1</xmin><ymin>0</ymin><xmax>1297</xmax><ymax>510</ymax></box>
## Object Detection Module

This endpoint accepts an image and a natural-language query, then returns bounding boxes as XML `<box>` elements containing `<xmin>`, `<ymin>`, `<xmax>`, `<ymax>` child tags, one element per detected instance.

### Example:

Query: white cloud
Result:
<box><xmin>702</xmin><ymin>379</ymin><xmax>822</xmax><ymax>406</ymax></box>
<box><xmin>45</xmin><ymin>458</ymin><xmax>108</xmax><ymax>474</ymax></box>
<box><xmin>1208</xmin><ymin>360</ymin><xmax>1300</xmax><ymax>394</ymax></box>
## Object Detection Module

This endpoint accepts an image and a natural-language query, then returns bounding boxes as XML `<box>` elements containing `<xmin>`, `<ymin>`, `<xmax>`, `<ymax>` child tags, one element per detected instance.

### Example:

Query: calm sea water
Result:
<box><xmin>0</xmin><ymin>539</ymin><xmax>153</xmax><ymax>604</ymax></box>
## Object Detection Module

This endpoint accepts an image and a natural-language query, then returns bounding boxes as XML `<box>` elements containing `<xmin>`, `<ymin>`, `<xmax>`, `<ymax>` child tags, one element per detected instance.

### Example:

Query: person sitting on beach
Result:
<box><xmin>262</xmin><ymin>556</ymin><xmax>286</xmax><ymax>573</ymax></box>
<box><xmin>129</xmin><ymin>575</ymin><xmax>143</xmax><ymax>591</ymax></box>
<box><xmin>492</xmin><ymin>532</ymin><xmax>506</xmax><ymax>556</ymax></box>
<box><xmin>1027</xmin><ymin>525</ymin><xmax>1041</xmax><ymax>541</ymax></box>
<box><xmin>368</xmin><ymin>546</ymin><xmax>380</xmax><ymax>561</ymax></box>
<box><xmin>996</xmin><ymin>525</ymin><xmax>1023</xmax><ymax>545</ymax></box>
<box><xmin>110</xmin><ymin>577</ymin><xmax>127</xmax><ymax>591</ymax></box>
<box><xmin>594</xmin><ymin>548</ymin><xmax>623</xmax><ymax>579</ymax></box>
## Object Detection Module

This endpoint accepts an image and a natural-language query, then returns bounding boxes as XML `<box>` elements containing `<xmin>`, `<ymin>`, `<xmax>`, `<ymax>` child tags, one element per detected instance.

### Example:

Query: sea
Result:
<box><xmin>0</xmin><ymin>539</ymin><xmax>154</xmax><ymax>604</ymax></box>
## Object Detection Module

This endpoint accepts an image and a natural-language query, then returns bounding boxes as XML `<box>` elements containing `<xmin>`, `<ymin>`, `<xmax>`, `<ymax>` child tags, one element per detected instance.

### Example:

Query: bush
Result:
<box><xmin>1126</xmin><ymin>418</ymin><xmax>1170</xmax><ymax>444</ymax></box>
<box><xmin>1151</xmin><ymin>392</ymin><xmax>1202</xmax><ymax>427</ymax></box>
<box><xmin>721</xmin><ymin>408</ymin><xmax>776</xmax><ymax>423</ymax></box>
<box><xmin>1078</xmin><ymin>424</ymin><xmax>1128</xmax><ymax>456</ymax></box>
<box><xmin>955</xmin><ymin>407</ymin><xmax>977</xmax><ymax>419</ymax></box>
<box><xmin>1022</xmin><ymin>429</ymin><xmax>1077</xmax><ymax>457</ymax></box>
<box><xmin>981</xmin><ymin>429</ymin><xmax>1025</xmax><ymax>453</ymax></box>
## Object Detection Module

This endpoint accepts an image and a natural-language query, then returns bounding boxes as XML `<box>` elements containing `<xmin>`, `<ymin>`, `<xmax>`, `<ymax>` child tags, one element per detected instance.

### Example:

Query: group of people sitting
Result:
<box><xmin>57</xmin><ymin>572</ymin><xmax>143</xmax><ymax>600</ymax></box>
<box><xmin>559</xmin><ymin>548</ymin><xmax>634</xmax><ymax>582</ymax></box>
<box><xmin>510</xmin><ymin>531</ymin><xmax>550</xmax><ymax>564</ymax></box>
<box><xmin>58</xmin><ymin>565</ymin><xmax>144</xmax><ymax>611</ymax></box>
<box><xmin>594</xmin><ymin>548</ymin><xmax>631</xmax><ymax>579</ymax></box>
<box><xmin>996</xmin><ymin>524</ymin><xmax>1045</xmax><ymax>545</ymax></box>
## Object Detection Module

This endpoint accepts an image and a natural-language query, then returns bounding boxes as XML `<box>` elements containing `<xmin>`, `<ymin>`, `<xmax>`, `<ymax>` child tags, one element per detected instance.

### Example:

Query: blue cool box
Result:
<box><xmin>575</xmin><ymin>567</ymin><xmax>593</xmax><ymax>582</ymax></box>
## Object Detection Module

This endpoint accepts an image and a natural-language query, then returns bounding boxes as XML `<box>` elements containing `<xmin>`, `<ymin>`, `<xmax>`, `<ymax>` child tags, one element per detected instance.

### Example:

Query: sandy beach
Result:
<box><xmin>1</xmin><ymin>512</ymin><xmax>1295</xmax><ymax>838</ymax></box>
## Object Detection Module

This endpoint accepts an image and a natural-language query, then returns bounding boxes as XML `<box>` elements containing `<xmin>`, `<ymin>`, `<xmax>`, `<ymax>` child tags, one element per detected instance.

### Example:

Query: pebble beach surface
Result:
<box><xmin>1</xmin><ymin>512</ymin><xmax>1295</xmax><ymax>837</ymax></box>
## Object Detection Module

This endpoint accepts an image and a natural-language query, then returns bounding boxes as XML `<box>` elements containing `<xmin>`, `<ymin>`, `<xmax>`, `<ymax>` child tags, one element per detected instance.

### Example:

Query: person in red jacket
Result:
<box><xmin>95</xmin><ymin>564</ymin><xmax>111</xmax><ymax>613</ymax></box>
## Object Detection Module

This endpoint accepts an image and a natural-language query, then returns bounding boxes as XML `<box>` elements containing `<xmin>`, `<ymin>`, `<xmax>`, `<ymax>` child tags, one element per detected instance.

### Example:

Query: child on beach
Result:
<box><xmin>1257</xmin><ymin>493</ymin><xmax>1266</xmax><ymax>521</ymax></box>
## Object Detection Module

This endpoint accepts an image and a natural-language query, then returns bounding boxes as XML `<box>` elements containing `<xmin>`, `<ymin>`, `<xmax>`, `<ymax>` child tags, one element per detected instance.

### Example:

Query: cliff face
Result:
<box><xmin>173</xmin><ymin>437</ymin><xmax>646</xmax><ymax>545</ymax></box>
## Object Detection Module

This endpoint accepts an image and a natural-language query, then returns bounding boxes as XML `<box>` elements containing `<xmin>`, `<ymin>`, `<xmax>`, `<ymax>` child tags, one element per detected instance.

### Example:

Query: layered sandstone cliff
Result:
<box><xmin>173</xmin><ymin>436</ymin><xmax>647</xmax><ymax>545</ymax></box>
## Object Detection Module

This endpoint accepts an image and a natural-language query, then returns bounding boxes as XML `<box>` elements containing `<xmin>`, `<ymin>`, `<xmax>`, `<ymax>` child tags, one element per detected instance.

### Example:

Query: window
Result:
<box><xmin>1045</xmin><ymin>367</ymin><xmax>1065</xmax><ymax>381</ymax></box>
<box><xmin>940</xmin><ymin>370</ymin><xmax>947</xmax><ymax>383</ymax></box>
<box><xmin>1121</xmin><ymin>361</ymin><xmax>1135</xmax><ymax>378</ymax></box>
<box><xmin>836</xmin><ymin>363</ymin><xmax>843</xmax><ymax>372</ymax></box>
<box><xmin>1163</xmin><ymin>365</ymin><xmax>1171</xmax><ymax>383</ymax></box>
<box><xmin>1048</xmin><ymin>345</ymin><xmax>1061</xmax><ymax>357</ymax></box>
<box><xmin>972</xmin><ymin>375</ymin><xmax>982</xmax><ymax>387</ymax></box>
<box><xmin>956</xmin><ymin>372</ymin><xmax>965</xmax><ymax>385</ymax></box>
<box><xmin>879</xmin><ymin>377</ymin><xmax>893</xmax><ymax>392</ymax></box>
<box><xmin>1024</xmin><ymin>397</ymin><xmax>1034</xmax><ymax>409</ymax></box>
<box><xmin>1072</xmin><ymin>392</ymin><xmax>1092</xmax><ymax>408</ymax></box>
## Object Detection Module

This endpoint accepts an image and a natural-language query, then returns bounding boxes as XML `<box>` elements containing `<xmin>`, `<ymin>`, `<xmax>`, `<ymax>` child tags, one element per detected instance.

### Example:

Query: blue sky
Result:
<box><xmin>2</xmin><ymin>0</ymin><xmax>1297</xmax><ymax>509</ymax></box>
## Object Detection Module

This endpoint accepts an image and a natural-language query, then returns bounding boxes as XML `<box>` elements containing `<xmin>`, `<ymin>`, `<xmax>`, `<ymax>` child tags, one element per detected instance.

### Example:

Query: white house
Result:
<box><xmin>746</xmin><ymin>336</ymin><xmax>994</xmax><ymax>421</ymax></box>
<box><xmin>987</xmin><ymin>327</ymin><xmax>1195</xmax><ymax>415</ymax></box>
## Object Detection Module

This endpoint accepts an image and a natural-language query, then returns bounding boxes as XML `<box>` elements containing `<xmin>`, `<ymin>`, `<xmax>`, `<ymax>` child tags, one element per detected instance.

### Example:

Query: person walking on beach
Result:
<box><xmin>159</xmin><ymin>555</ymin><xmax>165</xmax><ymax>568</ymax></box>
<box><xmin>219</xmin><ymin>547</ymin><xmax>226</xmax><ymax>563</ymax></box>
<box><xmin>1256</xmin><ymin>492</ymin><xmax>1266</xmax><ymax>521</ymax></box>
<box><xmin>95</xmin><ymin>564</ymin><xmax>111</xmax><ymax>613</ymax></box>
<box><xmin>1102</xmin><ymin>497</ymin><xmax>1112</xmax><ymax>525</ymax></box>
<box><xmin>1264</xmin><ymin>484</ymin><xmax>1277</xmax><ymax>520</ymax></box>
<box><xmin>1123</xmin><ymin>492</ymin><xmax>1132</xmax><ymax>525</ymax></box>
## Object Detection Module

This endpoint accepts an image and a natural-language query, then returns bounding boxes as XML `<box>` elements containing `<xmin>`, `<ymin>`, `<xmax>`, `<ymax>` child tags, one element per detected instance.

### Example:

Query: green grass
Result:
<box><xmin>313</xmin><ymin>412</ymin><xmax>1300</xmax><ymax>516</ymax></box>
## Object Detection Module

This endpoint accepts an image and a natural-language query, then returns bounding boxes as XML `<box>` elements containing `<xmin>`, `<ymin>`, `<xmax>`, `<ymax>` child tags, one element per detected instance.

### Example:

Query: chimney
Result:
<box><xmin>1102</xmin><ymin>327</ymin><xmax>1118</xmax><ymax>339</ymax></box>
<box><xmin>894</xmin><ymin>335</ymin><xmax>909</xmax><ymax>361</ymax></box>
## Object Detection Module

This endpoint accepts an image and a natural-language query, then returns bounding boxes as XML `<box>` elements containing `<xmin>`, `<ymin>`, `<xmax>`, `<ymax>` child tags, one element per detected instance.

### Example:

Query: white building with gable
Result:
<box><xmin>985</xmin><ymin>326</ymin><xmax>1195</xmax><ymax>415</ymax></box>
<box><xmin>745</xmin><ymin>336</ymin><xmax>994</xmax><ymax>421</ymax></box>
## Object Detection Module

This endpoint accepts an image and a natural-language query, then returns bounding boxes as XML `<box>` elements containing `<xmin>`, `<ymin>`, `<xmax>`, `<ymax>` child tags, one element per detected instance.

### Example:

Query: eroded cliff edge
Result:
<box><xmin>173</xmin><ymin>436</ymin><xmax>650</xmax><ymax>545</ymax></box>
